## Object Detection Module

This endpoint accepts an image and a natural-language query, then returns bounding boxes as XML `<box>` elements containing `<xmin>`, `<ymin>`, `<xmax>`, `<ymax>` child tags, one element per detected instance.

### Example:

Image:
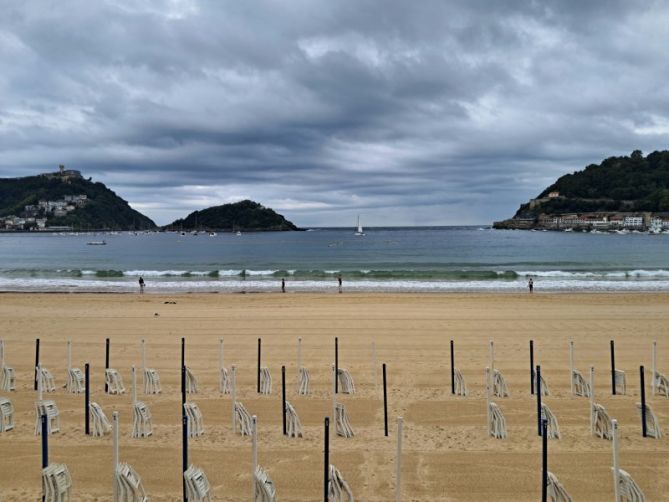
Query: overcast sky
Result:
<box><xmin>1</xmin><ymin>1</ymin><xmax>668</xmax><ymax>226</ymax></box>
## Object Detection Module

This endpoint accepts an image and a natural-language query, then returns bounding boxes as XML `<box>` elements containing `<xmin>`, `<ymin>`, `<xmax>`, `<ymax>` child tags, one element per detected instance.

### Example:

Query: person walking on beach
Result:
<box><xmin>337</xmin><ymin>274</ymin><xmax>342</xmax><ymax>293</ymax></box>
<box><xmin>281</xmin><ymin>277</ymin><xmax>286</xmax><ymax>293</ymax></box>
<box><xmin>139</xmin><ymin>276</ymin><xmax>145</xmax><ymax>294</ymax></box>
<box><xmin>528</xmin><ymin>277</ymin><xmax>534</xmax><ymax>294</ymax></box>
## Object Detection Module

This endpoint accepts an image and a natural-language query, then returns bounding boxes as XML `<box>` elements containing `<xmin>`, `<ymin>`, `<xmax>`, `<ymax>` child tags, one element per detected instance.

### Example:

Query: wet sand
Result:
<box><xmin>0</xmin><ymin>292</ymin><xmax>668</xmax><ymax>501</ymax></box>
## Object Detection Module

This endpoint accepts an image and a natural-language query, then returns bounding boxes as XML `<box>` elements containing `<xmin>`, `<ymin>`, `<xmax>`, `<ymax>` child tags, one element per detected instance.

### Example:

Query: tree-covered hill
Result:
<box><xmin>167</xmin><ymin>200</ymin><xmax>298</xmax><ymax>231</ymax></box>
<box><xmin>518</xmin><ymin>150</ymin><xmax>669</xmax><ymax>216</ymax></box>
<box><xmin>0</xmin><ymin>170</ymin><xmax>156</xmax><ymax>230</ymax></box>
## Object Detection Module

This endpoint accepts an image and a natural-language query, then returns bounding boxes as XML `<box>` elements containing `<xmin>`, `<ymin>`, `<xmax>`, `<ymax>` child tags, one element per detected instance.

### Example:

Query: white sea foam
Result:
<box><xmin>1</xmin><ymin>277</ymin><xmax>669</xmax><ymax>293</ymax></box>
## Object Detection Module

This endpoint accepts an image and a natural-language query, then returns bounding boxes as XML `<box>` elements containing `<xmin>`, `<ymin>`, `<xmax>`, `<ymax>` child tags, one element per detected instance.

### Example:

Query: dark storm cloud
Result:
<box><xmin>1</xmin><ymin>0</ymin><xmax>668</xmax><ymax>225</ymax></box>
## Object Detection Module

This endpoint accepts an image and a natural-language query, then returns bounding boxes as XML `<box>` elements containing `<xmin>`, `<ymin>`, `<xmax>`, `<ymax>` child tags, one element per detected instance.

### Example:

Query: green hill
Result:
<box><xmin>0</xmin><ymin>168</ymin><xmax>156</xmax><ymax>230</ymax></box>
<box><xmin>497</xmin><ymin>150</ymin><xmax>669</xmax><ymax>223</ymax></box>
<box><xmin>167</xmin><ymin>200</ymin><xmax>299</xmax><ymax>231</ymax></box>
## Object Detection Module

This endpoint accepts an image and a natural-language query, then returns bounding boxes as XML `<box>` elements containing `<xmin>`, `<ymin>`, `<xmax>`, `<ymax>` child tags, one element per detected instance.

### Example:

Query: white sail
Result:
<box><xmin>355</xmin><ymin>215</ymin><xmax>364</xmax><ymax>235</ymax></box>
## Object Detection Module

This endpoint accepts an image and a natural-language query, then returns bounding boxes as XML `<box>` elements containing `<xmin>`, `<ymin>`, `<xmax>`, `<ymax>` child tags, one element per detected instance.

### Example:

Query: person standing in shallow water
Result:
<box><xmin>528</xmin><ymin>277</ymin><xmax>534</xmax><ymax>294</ymax></box>
<box><xmin>281</xmin><ymin>278</ymin><xmax>285</xmax><ymax>293</ymax></box>
<box><xmin>337</xmin><ymin>274</ymin><xmax>342</xmax><ymax>293</ymax></box>
<box><xmin>139</xmin><ymin>276</ymin><xmax>145</xmax><ymax>294</ymax></box>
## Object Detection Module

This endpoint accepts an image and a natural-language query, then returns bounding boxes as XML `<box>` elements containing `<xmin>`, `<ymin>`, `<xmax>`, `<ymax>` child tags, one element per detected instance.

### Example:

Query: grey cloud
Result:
<box><xmin>1</xmin><ymin>0</ymin><xmax>668</xmax><ymax>226</ymax></box>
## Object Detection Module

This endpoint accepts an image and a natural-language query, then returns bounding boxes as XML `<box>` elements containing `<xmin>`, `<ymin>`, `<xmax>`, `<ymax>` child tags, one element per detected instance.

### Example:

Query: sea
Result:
<box><xmin>0</xmin><ymin>227</ymin><xmax>668</xmax><ymax>293</ymax></box>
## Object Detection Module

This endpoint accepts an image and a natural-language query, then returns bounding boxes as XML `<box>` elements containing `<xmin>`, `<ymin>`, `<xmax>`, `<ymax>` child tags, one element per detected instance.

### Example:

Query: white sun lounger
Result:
<box><xmin>39</xmin><ymin>367</ymin><xmax>57</xmax><ymax>393</ymax></box>
<box><xmin>541</xmin><ymin>403</ymin><xmax>561</xmax><ymax>439</ymax></box>
<box><xmin>454</xmin><ymin>368</ymin><xmax>467</xmax><ymax>396</ymax></box>
<box><xmin>185</xmin><ymin>366</ymin><xmax>198</xmax><ymax>394</ymax></box>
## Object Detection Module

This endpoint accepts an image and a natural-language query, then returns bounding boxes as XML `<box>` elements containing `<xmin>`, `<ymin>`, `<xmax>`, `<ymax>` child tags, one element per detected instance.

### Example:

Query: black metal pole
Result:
<box><xmin>34</xmin><ymin>338</ymin><xmax>40</xmax><ymax>390</ymax></box>
<box><xmin>541</xmin><ymin>418</ymin><xmax>548</xmax><ymax>502</ymax></box>
<box><xmin>536</xmin><ymin>365</ymin><xmax>542</xmax><ymax>436</ymax></box>
<box><xmin>41</xmin><ymin>414</ymin><xmax>48</xmax><ymax>502</ymax></box>
<box><xmin>282</xmin><ymin>365</ymin><xmax>286</xmax><ymax>435</ymax></box>
<box><xmin>335</xmin><ymin>337</ymin><xmax>339</xmax><ymax>394</ymax></box>
<box><xmin>450</xmin><ymin>340</ymin><xmax>455</xmax><ymax>395</ymax></box>
<box><xmin>41</xmin><ymin>414</ymin><xmax>48</xmax><ymax>466</ymax></box>
<box><xmin>610</xmin><ymin>340</ymin><xmax>616</xmax><ymax>395</ymax></box>
<box><xmin>104</xmin><ymin>338</ymin><xmax>110</xmax><ymax>393</ymax></box>
<box><xmin>257</xmin><ymin>338</ymin><xmax>261</xmax><ymax>393</ymax></box>
<box><xmin>530</xmin><ymin>340</ymin><xmax>535</xmax><ymax>395</ymax></box>
<box><xmin>640</xmin><ymin>365</ymin><xmax>647</xmax><ymax>438</ymax></box>
<box><xmin>84</xmin><ymin>363</ymin><xmax>90</xmax><ymax>435</ymax></box>
<box><xmin>181</xmin><ymin>337</ymin><xmax>185</xmax><ymax>370</ymax></box>
<box><xmin>324</xmin><ymin>416</ymin><xmax>329</xmax><ymax>502</ymax></box>
<box><xmin>383</xmin><ymin>363</ymin><xmax>388</xmax><ymax>437</ymax></box>
<box><xmin>182</xmin><ymin>412</ymin><xmax>188</xmax><ymax>501</ymax></box>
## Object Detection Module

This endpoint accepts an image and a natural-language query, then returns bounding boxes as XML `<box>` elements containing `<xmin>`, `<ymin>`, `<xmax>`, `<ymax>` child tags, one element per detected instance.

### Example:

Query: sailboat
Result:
<box><xmin>354</xmin><ymin>215</ymin><xmax>365</xmax><ymax>236</ymax></box>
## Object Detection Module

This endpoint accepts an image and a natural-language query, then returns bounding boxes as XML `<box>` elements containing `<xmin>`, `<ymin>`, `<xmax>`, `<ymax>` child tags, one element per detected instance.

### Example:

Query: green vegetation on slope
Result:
<box><xmin>530</xmin><ymin>150</ymin><xmax>669</xmax><ymax>214</ymax></box>
<box><xmin>167</xmin><ymin>200</ymin><xmax>298</xmax><ymax>231</ymax></box>
<box><xmin>0</xmin><ymin>173</ymin><xmax>156</xmax><ymax>230</ymax></box>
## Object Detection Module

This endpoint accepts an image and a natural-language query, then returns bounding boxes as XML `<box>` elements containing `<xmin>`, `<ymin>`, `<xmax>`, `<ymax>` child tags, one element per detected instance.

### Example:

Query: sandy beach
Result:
<box><xmin>0</xmin><ymin>292</ymin><xmax>668</xmax><ymax>501</ymax></box>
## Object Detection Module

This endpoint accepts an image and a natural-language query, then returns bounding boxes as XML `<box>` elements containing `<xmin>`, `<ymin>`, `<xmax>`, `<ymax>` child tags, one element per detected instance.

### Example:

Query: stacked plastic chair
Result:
<box><xmin>636</xmin><ymin>404</ymin><xmax>662</xmax><ymax>439</ymax></box>
<box><xmin>332</xmin><ymin>365</ymin><xmax>354</xmax><ymax>438</ymax></box>
<box><xmin>131</xmin><ymin>367</ymin><xmax>153</xmax><ymax>438</ymax></box>
<box><xmin>35</xmin><ymin>367</ymin><xmax>60</xmax><ymax>435</ymax></box>
<box><xmin>115</xmin><ymin>463</ymin><xmax>148</xmax><ymax>501</ymax></box>
<box><xmin>0</xmin><ymin>340</ymin><xmax>16</xmax><ymax>391</ymax></box>
<box><xmin>336</xmin><ymin>368</ymin><xmax>355</xmax><ymax>394</ymax></box>
<box><xmin>614</xmin><ymin>369</ymin><xmax>627</xmax><ymax>395</ymax></box>
<box><xmin>328</xmin><ymin>465</ymin><xmax>354</xmax><ymax>502</ymax></box>
<box><xmin>297</xmin><ymin>367</ymin><xmax>310</xmax><ymax>395</ymax></box>
<box><xmin>489</xmin><ymin>341</ymin><xmax>508</xmax><ymax>398</ymax></box>
<box><xmin>259</xmin><ymin>367</ymin><xmax>272</xmax><ymax>395</ymax></box>
<box><xmin>184</xmin><ymin>402</ymin><xmax>205</xmax><ymax>437</ymax></box>
<box><xmin>89</xmin><ymin>402</ymin><xmax>112</xmax><ymax>437</ymax></box>
<box><xmin>219</xmin><ymin>339</ymin><xmax>230</xmax><ymax>394</ymax></box>
<box><xmin>141</xmin><ymin>340</ymin><xmax>161</xmax><ymax>394</ymax></box>
<box><xmin>590</xmin><ymin>367</ymin><xmax>613</xmax><ymax>440</ymax></box>
<box><xmin>252</xmin><ymin>416</ymin><xmax>277</xmax><ymax>502</ymax></box>
<box><xmin>105</xmin><ymin>369</ymin><xmax>125</xmax><ymax>395</ymax></box>
<box><xmin>39</xmin><ymin>366</ymin><xmax>57</xmax><ymax>393</ymax></box>
<box><xmin>0</xmin><ymin>397</ymin><xmax>14</xmax><ymax>432</ymax></box>
<box><xmin>611</xmin><ymin>419</ymin><xmax>645</xmax><ymax>501</ymax></box>
<box><xmin>285</xmin><ymin>401</ymin><xmax>303</xmax><ymax>438</ymax></box>
<box><xmin>184</xmin><ymin>464</ymin><xmax>212</xmax><ymax>501</ymax></box>
<box><xmin>254</xmin><ymin>466</ymin><xmax>277</xmax><ymax>502</ymax></box>
<box><xmin>569</xmin><ymin>341</ymin><xmax>591</xmax><ymax>397</ymax></box>
<box><xmin>546</xmin><ymin>472</ymin><xmax>572</xmax><ymax>502</ymax></box>
<box><xmin>65</xmin><ymin>341</ymin><xmax>84</xmax><ymax>394</ymax></box>
<box><xmin>231</xmin><ymin>366</ymin><xmax>253</xmax><ymax>436</ymax></box>
<box><xmin>185</xmin><ymin>367</ymin><xmax>199</xmax><ymax>394</ymax></box>
<box><xmin>112</xmin><ymin>411</ymin><xmax>148</xmax><ymax>501</ymax></box>
<box><xmin>541</xmin><ymin>403</ymin><xmax>561</xmax><ymax>439</ymax></box>
<box><xmin>42</xmin><ymin>463</ymin><xmax>73</xmax><ymax>501</ymax></box>
<box><xmin>651</xmin><ymin>341</ymin><xmax>669</xmax><ymax>397</ymax></box>
<box><xmin>234</xmin><ymin>402</ymin><xmax>253</xmax><ymax>436</ymax></box>
<box><xmin>453</xmin><ymin>368</ymin><xmax>467</xmax><ymax>396</ymax></box>
<box><xmin>486</xmin><ymin>367</ymin><xmax>507</xmax><ymax>439</ymax></box>
<box><xmin>296</xmin><ymin>337</ymin><xmax>310</xmax><ymax>395</ymax></box>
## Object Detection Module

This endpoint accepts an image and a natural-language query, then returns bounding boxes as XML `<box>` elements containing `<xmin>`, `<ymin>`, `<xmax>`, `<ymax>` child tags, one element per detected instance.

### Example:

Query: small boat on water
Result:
<box><xmin>87</xmin><ymin>240</ymin><xmax>106</xmax><ymax>246</ymax></box>
<box><xmin>235</xmin><ymin>231</ymin><xmax>242</xmax><ymax>236</ymax></box>
<box><xmin>354</xmin><ymin>215</ymin><xmax>365</xmax><ymax>236</ymax></box>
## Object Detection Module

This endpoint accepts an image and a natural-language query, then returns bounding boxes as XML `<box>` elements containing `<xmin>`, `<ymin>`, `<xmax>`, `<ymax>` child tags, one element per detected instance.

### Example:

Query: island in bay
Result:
<box><xmin>493</xmin><ymin>150</ymin><xmax>669</xmax><ymax>233</ymax></box>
